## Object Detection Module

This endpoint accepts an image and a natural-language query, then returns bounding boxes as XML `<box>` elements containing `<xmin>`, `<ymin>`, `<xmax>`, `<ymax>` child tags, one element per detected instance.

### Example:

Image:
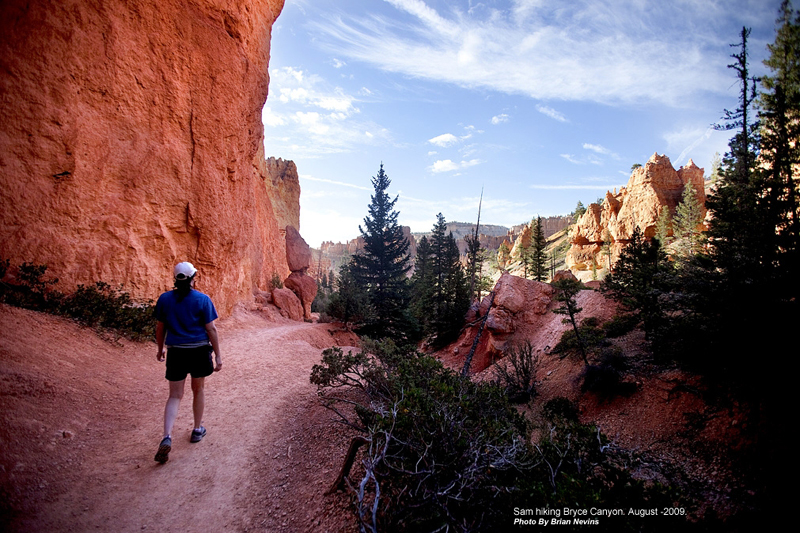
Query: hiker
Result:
<box><xmin>153</xmin><ymin>262</ymin><xmax>222</xmax><ymax>463</ymax></box>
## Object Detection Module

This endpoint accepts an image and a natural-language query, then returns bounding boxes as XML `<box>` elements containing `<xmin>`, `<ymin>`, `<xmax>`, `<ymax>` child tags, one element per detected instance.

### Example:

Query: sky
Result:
<box><xmin>263</xmin><ymin>0</ymin><xmax>783</xmax><ymax>247</ymax></box>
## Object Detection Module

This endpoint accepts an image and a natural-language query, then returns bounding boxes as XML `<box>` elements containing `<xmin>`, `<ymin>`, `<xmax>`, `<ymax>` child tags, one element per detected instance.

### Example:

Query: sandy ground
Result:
<box><xmin>0</xmin><ymin>303</ymin><xmax>360</xmax><ymax>532</ymax></box>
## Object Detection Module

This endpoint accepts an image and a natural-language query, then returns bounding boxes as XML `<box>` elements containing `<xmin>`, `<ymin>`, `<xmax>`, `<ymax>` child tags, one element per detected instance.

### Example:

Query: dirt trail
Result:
<box><xmin>0</xmin><ymin>304</ymin><xmax>359</xmax><ymax>532</ymax></box>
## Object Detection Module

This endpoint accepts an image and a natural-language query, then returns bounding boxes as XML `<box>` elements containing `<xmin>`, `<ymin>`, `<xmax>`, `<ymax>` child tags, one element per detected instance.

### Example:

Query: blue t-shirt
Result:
<box><xmin>154</xmin><ymin>290</ymin><xmax>218</xmax><ymax>346</ymax></box>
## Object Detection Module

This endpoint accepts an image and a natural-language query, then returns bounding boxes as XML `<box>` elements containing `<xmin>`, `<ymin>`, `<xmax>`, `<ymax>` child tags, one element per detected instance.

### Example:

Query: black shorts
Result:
<box><xmin>165</xmin><ymin>345</ymin><xmax>214</xmax><ymax>381</ymax></box>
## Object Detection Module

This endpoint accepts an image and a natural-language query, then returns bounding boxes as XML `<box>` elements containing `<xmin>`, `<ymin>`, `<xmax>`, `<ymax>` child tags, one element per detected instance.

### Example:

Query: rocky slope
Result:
<box><xmin>566</xmin><ymin>153</ymin><xmax>705</xmax><ymax>280</ymax></box>
<box><xmin>0</xmin><ymin>0</ymin><xmax>292</xmax><ymax>316</ymax></box>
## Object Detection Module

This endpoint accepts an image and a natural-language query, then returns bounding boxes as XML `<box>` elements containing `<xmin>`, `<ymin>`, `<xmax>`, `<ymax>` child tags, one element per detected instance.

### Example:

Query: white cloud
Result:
<box><xmin>332</xmin><ymin>58</ymin><xmax>346</xmax><ymax>68</ymax></box>
<box><xmin>428</xmin><ymin>133</ymin><xmax>459</xmax><ymax>146</ymax></box>
<box><xmin>429</xmin><ymin>158</ymin><xmax>483</xmax><ymax>173</ymax></box>
<box><xmin>582</xmin><ymin>143</ymin><xmax>610</xmax><ymax>155</ymax></box>
<box><xmin>491</xmin><ymin>113</ymin><xmax>509</xmax><ymax>125</ymax></box>
<box><xmin>262</xmin><ymin>66</ymin><xmax>391</xmax><ymax>157</ymax></box>
<box><xmin>427</xmin><ymin>150</ymin><xmax>437</xmax><ymax>155</ymax></box>
<box><xmin>560</xmin><ymin>154</ymin><xmax>582</xmax><ymax>165</ymax></box>
<box><xmin>536</xmin><ymin>105</ymin><xmax>568</xmax><ymax>123</ymax></box>
<box><xmin>430</xmin><ymin>159</ymin><xmax>459</xmax><ymax>172</ymax></box>
<box><xmin>308</xmin><ymin>0</ymin><xmax>750</xmax><ymax>106</ymax></box>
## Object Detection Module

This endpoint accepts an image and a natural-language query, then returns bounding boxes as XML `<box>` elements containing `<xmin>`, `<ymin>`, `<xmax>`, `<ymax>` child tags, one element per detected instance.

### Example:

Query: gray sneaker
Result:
<box><xmin>190</xmin><ymin>427</ymin><xmax>206</xmax><ymax>443</ymax></box>
<box><xmin>154</xmin><ymin>437</ymin><xmax>171</xmax><ymax>463</ymax></box>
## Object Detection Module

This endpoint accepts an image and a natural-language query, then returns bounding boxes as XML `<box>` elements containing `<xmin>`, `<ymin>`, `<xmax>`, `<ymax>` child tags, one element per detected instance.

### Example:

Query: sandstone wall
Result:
<box><xmin>0</xmin><ymin>0</ymin><xmax>289</xmax><ymax>315</ymax></box>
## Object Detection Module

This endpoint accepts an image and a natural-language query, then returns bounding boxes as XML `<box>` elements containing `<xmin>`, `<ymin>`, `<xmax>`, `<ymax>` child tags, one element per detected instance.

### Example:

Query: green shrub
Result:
<box><xmin>552</xmin><ymin>316</ymin><xmax>607</xmax><ymax>357</ymax></box>
<box><xmin>581</xmin><ymin>346</ymin><xmax>637</xmax><ymax>400</ymax></box>
<box><xmin>602</xmin><ymin>313</ymin><xmax>640</xmax><ymax>338</ymax></box>
<box><xmin>311</xmin><ymin>343</ymin><xmax>528</xmax><ymax>532</ymax></box>
<box><xmin>60</xmin><ymin>282</ymin><xmax>155</xmax><ymax>341</ymax></box>
<box><xmin>270</xmin><ymin>271</ymin><xmax>283</xmax><ymax>289</ymax></box>
<box><xmin>1</xmin><ymin>260</ymin><xmax>154</xmax><ymax>341</ymax></box>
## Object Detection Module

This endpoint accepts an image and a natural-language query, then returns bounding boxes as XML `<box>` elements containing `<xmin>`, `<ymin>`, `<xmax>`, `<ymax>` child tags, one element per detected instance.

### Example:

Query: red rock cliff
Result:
<box><xmin>566</xmin><ymin>153</ymin><xmax>705</xmax><ymax>279</ymax></box>
<box><xmin>0</xmin><ymin>0</ymin><xmax>290</xmax><ymax>315</ymax></box>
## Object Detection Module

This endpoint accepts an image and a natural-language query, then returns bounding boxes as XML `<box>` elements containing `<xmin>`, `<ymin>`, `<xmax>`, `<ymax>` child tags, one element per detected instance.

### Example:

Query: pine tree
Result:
<box><xmin>654</xmin><ymin>206</ymin><xmax>672</xmax><ymax>248</ymax></box>
<box><xmin>673</xmin><ymin>180</ymin><xmax>705</xmax><ymax>259</ymax></box>
<box><xmin>707</xmin><ymin>27</ymin><xmax>762</xmax><ymax>286</ymax></box>
<box><xmin>530</xmin><ymin>216</ymin><xmax>548</xmax><ymax>281</ymax></box>
<box><xmin>326</xmin><ymin>261</ymin><xmax>370</xmax><ymax>328</ymax></box>
<box><xmin>350</xmin><ymin>164</ymin><xmax>411</xmax><ymax>339</ymax></box>
<box><xmin>760</xmin><ymin>0</ymin><xmax>800</xmax><ymax>302</ymax></box>
<box><xmin>411</xmin><ymin>214</ymin><xmax>470</xmax><ymax>347</ymax></box>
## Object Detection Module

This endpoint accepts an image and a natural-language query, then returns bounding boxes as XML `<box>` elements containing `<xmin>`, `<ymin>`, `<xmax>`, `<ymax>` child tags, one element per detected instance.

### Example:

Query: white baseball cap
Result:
<box><xmin>173</xmin><ymin>262</ymin><xmax>197</xmax><ymax>280</ymax></box>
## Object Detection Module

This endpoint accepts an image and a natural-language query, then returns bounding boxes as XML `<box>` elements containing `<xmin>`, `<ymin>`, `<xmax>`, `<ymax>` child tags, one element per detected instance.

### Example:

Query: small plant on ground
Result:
<box><xmin>493</xmin><ymin>341</ymin><xmax>539</xmax><ymax>403</ymax></box>
<box><xmin>269</xmin><ymin>271</ymin><xmax>284</xmax><ymax>289</ymax></box>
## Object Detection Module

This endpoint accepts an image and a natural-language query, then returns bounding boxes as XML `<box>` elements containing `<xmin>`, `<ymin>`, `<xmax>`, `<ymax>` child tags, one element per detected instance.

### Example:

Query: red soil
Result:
<box><xmin>0</xmin><ymin>304</ymin><xmax>360</xmax><ymax>532</ymax></box>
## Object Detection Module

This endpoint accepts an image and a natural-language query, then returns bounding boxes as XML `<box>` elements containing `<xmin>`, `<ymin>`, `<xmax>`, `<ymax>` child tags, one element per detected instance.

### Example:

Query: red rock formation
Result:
<box><xmin>0</xmin><ymin>0</ymin><xmax>288</xmax><ymax>316</ymax></box>
<box><xmin>285</xmin><ymin>226</ymin><xmax>312</xmax><ymax>273</ymax></box>
<box><xmin>566</xmin><ymin>153</ymin><xmax>705</xmax><ymax>280</ymax></box>
<box><xmin>271</xmin><ymin>287</ymin><xmax>303</xmax><ymax>321</ymax></box>
<box><xmin>262</xmin><ymin>157</ymin><xmax>301</xmax><ymax>231</ymax></box>
<box><xmin>284</xmin><ymin>271</ymin><xmax>317</xmax><ymax>320</ymax></box>
<box><xmin>442</xmin><ymin>272</ymin><xmax>619</xmax><ymax>374</ymax></box>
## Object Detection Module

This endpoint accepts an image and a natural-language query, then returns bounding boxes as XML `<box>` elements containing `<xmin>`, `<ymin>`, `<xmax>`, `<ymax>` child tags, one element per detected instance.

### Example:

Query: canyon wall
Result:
<box><xmin>0</xmin><ymin>0</ymin><xmax>290</xmax><ymax>315</ymax></box>
<box><xmin>566</xmin><ymin>153</ymin><xmax>705</xmax><ymax>279</ymax></box>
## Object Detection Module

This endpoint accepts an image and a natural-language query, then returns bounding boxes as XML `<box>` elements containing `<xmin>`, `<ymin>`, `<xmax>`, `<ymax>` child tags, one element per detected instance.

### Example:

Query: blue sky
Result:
<box><xmin>263</xmin><ymin>0</ymin><xmax>781</xmax><ymax>247</ymax></box>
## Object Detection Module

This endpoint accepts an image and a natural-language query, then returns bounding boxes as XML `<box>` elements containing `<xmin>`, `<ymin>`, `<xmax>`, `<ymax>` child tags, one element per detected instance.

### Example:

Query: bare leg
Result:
<box><xmin>163</xmin><ymin>379</ymin><xmax>185</xmax><ymax>438</ymax></box>
<box><xmin>191</xmin><ymin>377</ymin><xmax>205</xmax><ymax>430</ymax></box>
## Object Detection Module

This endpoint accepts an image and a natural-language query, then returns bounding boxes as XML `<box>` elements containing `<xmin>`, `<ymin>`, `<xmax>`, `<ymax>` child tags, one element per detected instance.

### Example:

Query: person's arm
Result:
<box><xmin>156</xmin><ymin>321</ymin><xmax>166</xmax><ymax>362</ymax></box>
<box><xmin>205</xmin><ymin>320</ymin><xmax>222</xmax><ymax>371</ymax></box>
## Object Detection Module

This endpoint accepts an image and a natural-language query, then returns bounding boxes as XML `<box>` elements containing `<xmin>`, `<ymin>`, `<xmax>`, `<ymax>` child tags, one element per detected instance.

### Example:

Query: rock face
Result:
<box><xmin>444</xmin><ymin>272</ymin><xmax>619</xmax><ymax>374</ymax></box>
<box><xmin>566</xmin><ymin>153</ymin><xmax>705</xmax><ymax>280</ymax></box>
<box><xmin>283</xmin><ymin>225</ymin><xmax>316</xmax><ymax>320</ymax></box>
<box><xmin>270</xmin><ymin>287</ymin><xmax>303</xmax><ymax>321</ymax></box>
<box><xmin>0</xmin><ymin>0</ymin><xmax>289</xmax><ymax>316</ymax></box>
<box><xmin>457</xmin><ymin>273</ymin><xmax>555</xmax><ymax>372</ymax></box>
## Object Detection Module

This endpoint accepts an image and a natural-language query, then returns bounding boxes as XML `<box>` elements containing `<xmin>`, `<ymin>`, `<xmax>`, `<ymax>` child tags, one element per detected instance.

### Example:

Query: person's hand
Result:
<box><xmin>157</xmin><ymin>348</ymin><xmax>166</xmax><ymax>362</ymax></box>
<box><xmin>214</xmin><ymin>358</ymin><xmax>222</xmax><ymax>372</ymax></box>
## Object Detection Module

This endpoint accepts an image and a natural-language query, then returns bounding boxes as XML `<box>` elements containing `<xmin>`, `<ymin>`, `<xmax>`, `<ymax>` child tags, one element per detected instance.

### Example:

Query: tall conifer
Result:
<box><xmin>350</xmin><ymin>164</ymin><xmax>411</xmax><ymax>339</ymax></box>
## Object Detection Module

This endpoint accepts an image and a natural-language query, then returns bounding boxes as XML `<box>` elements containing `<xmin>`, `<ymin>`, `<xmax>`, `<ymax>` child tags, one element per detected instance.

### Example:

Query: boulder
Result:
<box><xmin>285</xmin><ymin>225</ymin><xmax>312</xmax><ymax>273</ymax></box>
<box><xmin>552</xmin><ymin>270</ymin><xmax>578</xmax><ymax>283</ymax></box>
<box><xmin>271</xmin><ymin>288</ymin><xmax>303</xmax><ymax>321</ymax></box>
<box><xmin>284</xmin><ymin>271</ymin><xmax>317</xmax><ymax>320</ymax></box>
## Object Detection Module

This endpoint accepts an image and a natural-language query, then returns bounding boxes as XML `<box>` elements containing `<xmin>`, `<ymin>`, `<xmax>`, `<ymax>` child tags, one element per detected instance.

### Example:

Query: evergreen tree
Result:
<box><xmin>707</xmin><ymin>27</ymin><xmax>762</xmax><ymax>286</ymax></box>
<box><xmin>759</xmin><ymin>0</ymin><xmax>800</xmax><ymax>303</ymax></box>
<box><xmin>497</xmin><ymin>241</ymin><xmax>511</xmax><ymax>270</ymax></box>
<box><xmin>411</xmin><ymin>214</ymin><xmax>470</xmax><ymax>347</ymax></box>
<box><xmin>673</xmin><ymin>180</ymin><xmax>705</xmax><ymax>259</ymax></box>
<box><xmin>530</xmin><ymin>216</ymin><xmax>548</xmax><ymax>281</ymax></box>
<box><xmin>552</xmin><ymin>278</ymin><xmax>588</xmax><ymax>365</ymax></box>
<box><xmin>654</xmin><ymin>206</ymin><xmax>672</xmax><ymax>248</ymax></box>
<box><xmin>350</xmin><ymin>164</ymin><xmax>411</xmax><ymax>340</ymax></box>
<box><xmin>326</xmin><ymin>261</ymin><xmax>370</xmax><ymax>328</ymax></box>
<box><xmin>573</xmin><ymin>201</ymin><xmax>587</xmax><ymax>221</ymax></box>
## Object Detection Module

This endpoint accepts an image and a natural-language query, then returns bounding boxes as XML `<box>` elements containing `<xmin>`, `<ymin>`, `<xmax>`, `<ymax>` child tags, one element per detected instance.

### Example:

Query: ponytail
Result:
<box><xmin>174</xmin><ymin>276</ymin><xmax>194</xmax><ymax>299</ymax></box>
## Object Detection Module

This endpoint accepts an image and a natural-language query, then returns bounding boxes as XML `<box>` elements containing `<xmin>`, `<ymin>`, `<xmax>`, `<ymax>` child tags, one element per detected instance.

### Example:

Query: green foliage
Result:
<box><xmin>602</xmin><ymin>313</ymin><xmax>640</xmax><ymax>338</ymax></box>
<box><xmin>552</xmin><ymin>315</ymin><xmax>607</xmax><ymax>358</ymax></box>
<box><xmin>552</xmin><ymin>278</ymin><xmax>588</xmax><ymax>364</ymax></box>
<box><xmin>601</xmin><ymin>227</ymin><xmax>673</xmax><ymax>353</ymax></box>
<box><xmin>311</xmin><ymin>344</ymin><xmax>528</xmax><ymax>532</ymax></box>
<box><xmin>530</xmin><ymin>216</ymin><xmax>548</xmax><ymax>281</ymax></box>
<box><xmin>350</xmin><ymin>164</ymin><xmax>412</xmax><ymax>340</ymax></box>
<box><xmin>410</xmin><ymin>214</ymin><xmax>470</xmax><ymax>348</ymax></box>
<box><xmin>326</xmin><ymin>261</ymin><xmax>370</xmax><ymax>328</ymax></box>
<box><xmin>518</xmin><ymin>398</ymin><xmax>685</xmax><ymax>531</ymax></box>
<box><xmin>631</xmin><ymin>162</ymin><xmax>643</xmax><ymax>171</ymax></box>
<box><xmin>0</xmin><ymin>260</ymin><xmax>154</xmax><ymax>341</ymax></box>
<box><xmin>581</xmin><ymin>346</ymin><xmax>636</xmax><ymax>401</ymax></box>
<box><xmin>493</xmin><ymin>341</ymin><xmax>539</xmax><ymax>403</ymax></box>
<box><xmin>655</xmin><ymin>205</ymin><xmax>673</xmax><ymax>247</ymax></box>
<box><xmin>673</xmin><ymin>180</ymin><xmax>706</xmax><ymax>260</ymax></box>
<box><xmin>60</xmin><ymin>282</ymin><xmax>155</xmax><ymax>341</ymax></box>
<box><xmin>270</xmin><ymin>272</ymin><xmax>283</xmax><ymax>290</ymax></box>
<box><xmin>573</xmin><ymin>200</ymin><xmax>587</xmax><ymax>221</ymax></box>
